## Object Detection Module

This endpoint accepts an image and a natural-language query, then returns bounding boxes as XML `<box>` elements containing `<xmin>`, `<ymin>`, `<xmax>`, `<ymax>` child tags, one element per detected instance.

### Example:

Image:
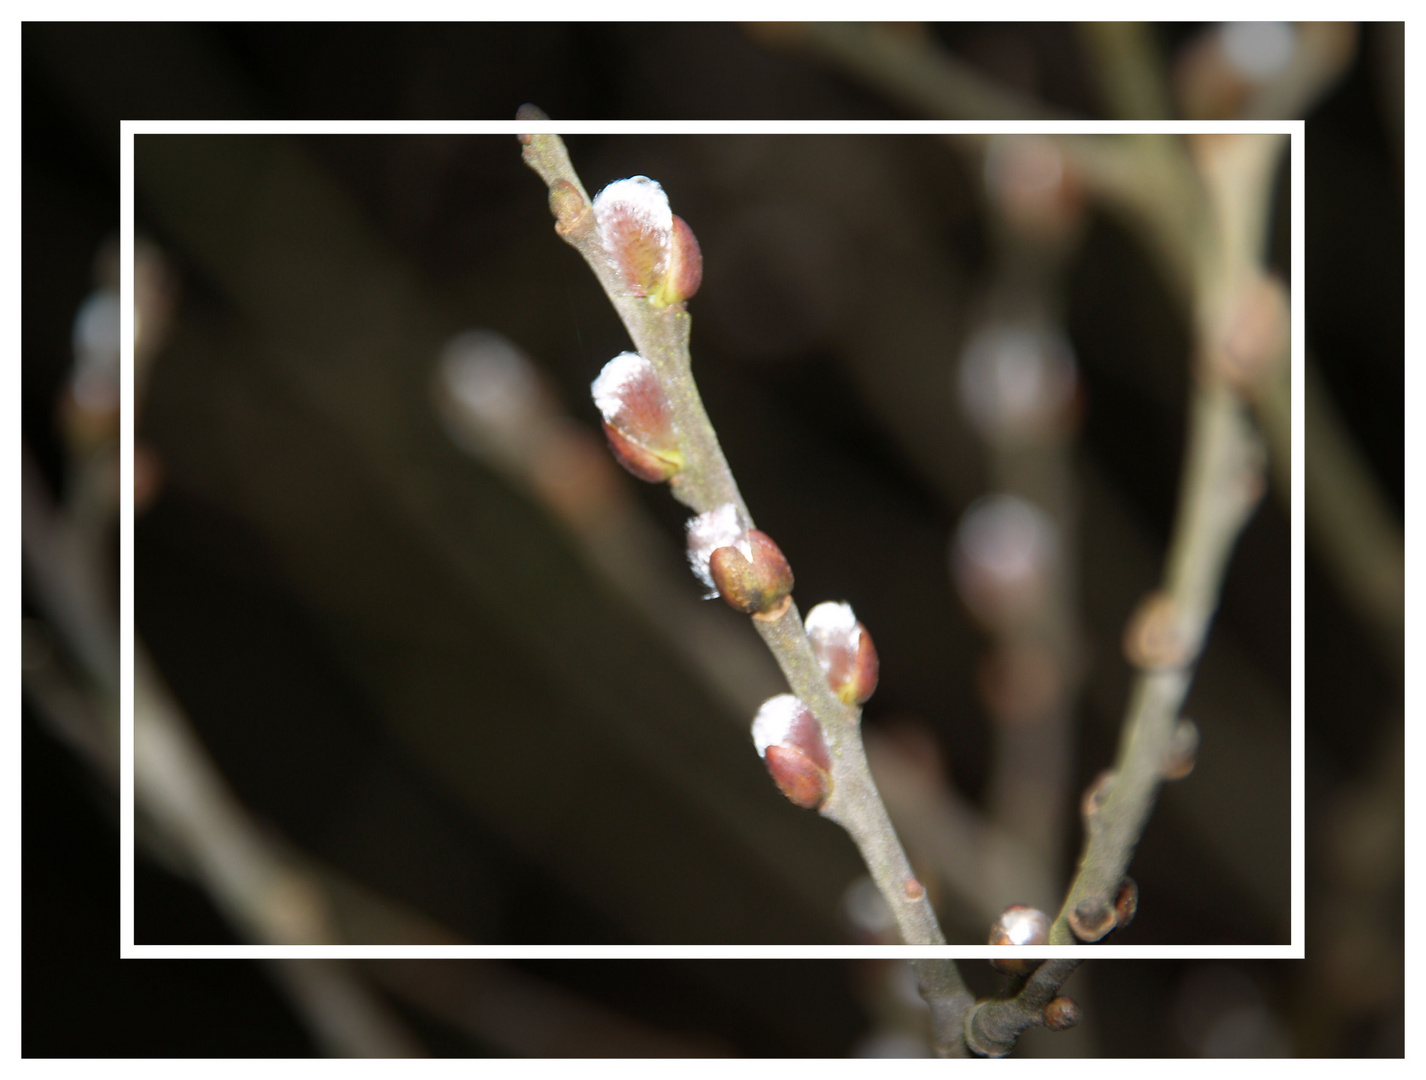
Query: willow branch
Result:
<box><xmin>518</xmin><ymin>116</ymin><xmax>963</xmax><ymax>988</ymax></box>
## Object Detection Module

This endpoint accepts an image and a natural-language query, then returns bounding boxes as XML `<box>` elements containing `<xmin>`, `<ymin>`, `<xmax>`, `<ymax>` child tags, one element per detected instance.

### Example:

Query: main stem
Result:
<box><xmin>518</xmin><ymin>127</ymin><xmax>968</xmax><ymax>1027</ymax></box>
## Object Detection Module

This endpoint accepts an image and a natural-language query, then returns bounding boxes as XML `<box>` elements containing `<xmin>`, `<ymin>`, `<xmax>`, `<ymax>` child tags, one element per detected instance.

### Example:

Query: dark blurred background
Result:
<box><xmin>22</xmin><ymin>22</ymin><xmax>1402</xmax><ymax>1057</ymax></box>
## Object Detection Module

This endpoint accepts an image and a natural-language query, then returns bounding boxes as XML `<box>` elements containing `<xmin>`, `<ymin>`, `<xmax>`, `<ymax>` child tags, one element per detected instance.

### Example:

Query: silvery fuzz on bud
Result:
<box><xmin>591</xmin><ymin>351</ymin><xmax>683</xmax><ymax>482</ymax></box>
<box><xmin>804</xmin><ymin>601</ymin><xmax>879</xmax><ymax>705</ymax></box>
<box><xmin>687</xmin><ymin>503</ymin><xmax>753</xmax><ymax>597</ymax></box>
<box><xmin>751</xmin><ymin>694</ymin><xmax>832</xmax><ymax>810</ymax></box>
<box><xmin>592</xmin><ymin>176</ymin><xmax>703</xmax><ymax>308</ymax></box>
<box><xmin>687</xmin><ymin>504</ymin><xmax>793</xmax><ymax>614</ymax></box>
<box><xmin>988</xmin><ymin>904</ymin><xmax>1051</xmax><ymax>976</ymax></box>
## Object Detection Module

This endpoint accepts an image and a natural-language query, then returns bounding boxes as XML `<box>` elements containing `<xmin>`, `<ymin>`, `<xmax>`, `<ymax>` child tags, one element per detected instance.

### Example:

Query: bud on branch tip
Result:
<box><xmin>593</xmin><ymin>176</ymin><xmax>703</xmax><ymax>308</ymax></box>
<box><xmin>591</xmin><ymin>352</ymin><xmax>683</xmax><ymax>482</ymax></box>
<box><xmin>752</xmin><ymin>694</ymin><xmax>832</xmax><ymax>810</ymax></box>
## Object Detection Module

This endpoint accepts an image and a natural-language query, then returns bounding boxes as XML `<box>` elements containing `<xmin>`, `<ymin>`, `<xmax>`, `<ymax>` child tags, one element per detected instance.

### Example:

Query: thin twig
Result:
<box><xmin>777</xmin><ymin>22</ymin><xmax>1068</xmax><ymax>122</ymax></box>
<box><xmin>1051</xmin><ymin>132</ymin><xmax>1280</xmax><ymax>943</ymax></box>
<box><xmin>963</xmin><ymin>959</ymin><xmax>1083</xmax><ymax>1057</ymax></box>
<box><xmin>1050</xmin><ymin>382</ymin><xmax>1265</xmax><ymax>942</ymax></box>
<box><xmin>1258</xmin><ymin>356</ymin><xmax>1402</xmax><ymax>671</ymax></box>
<box><xmin>770</xmin><ymin>23</ymin><xmax>1205</xmax><ymax>297</ymax></box>
<box><xmin>1076</xmin><ymin>22</ymin><xmax>1173</xmax><ymax>120</ymax></box>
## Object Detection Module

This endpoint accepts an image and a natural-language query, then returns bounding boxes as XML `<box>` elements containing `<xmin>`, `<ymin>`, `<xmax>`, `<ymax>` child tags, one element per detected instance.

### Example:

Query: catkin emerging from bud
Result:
<box><xmin>591</xmin><ymin>352</ymin><xmax>683</xmax><ymax>482</ymax></box>
<box><xmin>688</xmin><ymin>503</ymin><xmax>794</xmax><ymax>614</ymax></box>
<box><xmin>592</xmin><ymin>176</ymin><xmax>703</xmax><ymax>307</ymax></box>
<box><xmin>752</xmin><ymin>694</ymin><xmax>832</xmax><ymax>810</ymax></box>
<box><xmin>804</xmin><ymin>601</ymin><xmax>879</xmax><ymax>705</ymax></box>
<box><xmin>687</xmin><ymin>503</ymin><xmax>753</xmax><ymax>598</ymax></box>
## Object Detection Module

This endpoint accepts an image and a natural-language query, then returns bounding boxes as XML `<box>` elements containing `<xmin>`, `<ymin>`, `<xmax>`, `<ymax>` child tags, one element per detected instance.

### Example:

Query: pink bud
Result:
<box><xmin>592</xmin><ymin>176</ymin><xmax>701</xmax><ymax>307</ymax></box>
<box><xmin>661</xmin><ymin>214</ymin><xmax>703</xmax><ymax>305</ymax></box>
<box><xmin>591</xmin><ymin>352</ymin><xmax>683</xmax><ymax>482</ymax></box>
<box><xmin>752</xmin><ymin>694</ymin><xmax>832</xmax><ymax>810</ymax></box>
<box><xmin>958</xmin><ymin>323</ymin><xmax>1079</xmax><ymax>444</ymax></box>
<box><xmin>953</xmin><ymin>495</ymin><xmax>1059</xmax><ymax>627</ymax></box>
<box><xmin>804</xmin><ymin>601</ymin><xmax>879</xmax><ymax>705</ymax></box>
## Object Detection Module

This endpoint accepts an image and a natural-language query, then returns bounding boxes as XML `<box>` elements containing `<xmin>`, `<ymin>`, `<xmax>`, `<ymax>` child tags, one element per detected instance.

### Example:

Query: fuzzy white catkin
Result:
<box><xmin>592</xmin><ymin>176</ymin><xmax>673</xmax><ymax>273</ymax></box>
<box><xmin>804</xmin><ymin>601</ymin><xmax>863</xmax><ymax>663</ymax></box>
<box><xmin>750</xmin><ymin>694</ymin><xmax>807</xmax><ymax>757</ymax></box>
<box><xmin>591</xmin><ymin>351</ymin><xmax>652</xmax><ymax>422</ymax></box>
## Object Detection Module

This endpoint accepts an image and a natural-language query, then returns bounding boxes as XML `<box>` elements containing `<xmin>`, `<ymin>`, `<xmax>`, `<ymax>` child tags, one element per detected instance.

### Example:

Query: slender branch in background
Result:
<box><xmin>747</xmin><ymin>22</ymin><xmax>1067</xmax><ymax>122</ymax></box>
<box><xmin>1257</xmin><ymin>357</ymin><xmax>1402</xmax><ymax>671</ymax></box>
<box><xmin>1051</xmin><ymin>131</ymin><xmax>1280</xmax><ymax>944</ymax></box>
<box><xmin>517</xmin><ymin>112</ymin><xmax>973</xmax><ymax>1042</ymax></box>
<box><xmin>22</xmin><ymin>247</ymin><xmax>426</xmax><ymax>1058</ymax></box>
<box><xmin>754</xmin><ymin>22</ymin><xmax>1204</xmax><ymax>296</ymax></box>
<box><xmin>952</xmin><ymin>134</ymin><xmax>1088</xmax><ymax>902</ymax></box>
<box><xmin>1077</xmin><ymin>22</ymin><xmax>1173</xmax><ymax>120</ymax></box>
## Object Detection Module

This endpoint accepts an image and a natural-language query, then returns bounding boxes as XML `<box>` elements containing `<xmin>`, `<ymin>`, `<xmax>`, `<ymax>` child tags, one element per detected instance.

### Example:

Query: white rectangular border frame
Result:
<box><xmin>119</xmin><ymin>117</ymin><xmax>1304</xmax><ymax>960</ymax></box>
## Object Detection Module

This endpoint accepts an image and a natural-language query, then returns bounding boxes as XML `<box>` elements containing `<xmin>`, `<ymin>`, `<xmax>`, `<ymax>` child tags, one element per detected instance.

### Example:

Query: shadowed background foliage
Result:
<box><xmin>23</xmin><ymin>21</ymin><xmax>1401</xmax><ymax>1057</ymax></box>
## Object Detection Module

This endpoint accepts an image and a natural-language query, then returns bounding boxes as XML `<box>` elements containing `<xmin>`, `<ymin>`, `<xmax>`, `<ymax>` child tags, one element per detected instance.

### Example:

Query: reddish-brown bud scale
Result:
<box><xmin>1214</xmin><ymin>272</ymin><xmax>1289</xmax><ymax>395</ymax></box>
<box><xmin>591</xmin><ymin>352</ymin><xmax>683</xmax><ymax>483</ymax></box>
<box><xmin>804</xmin><ymin>601</ymin><xmax>879</xmax><ymax>705</ymax></box>
<box><xmin>762</xmin><ymin>746</ymin><xmax>826</xmax><ymax>809</ymax></box>
<box><xmin>983</xmin><ymin>136</ymin><xmax>1083</xmax><ymax>241</ymax></box>
<box><xmin>1113</xmin><ymin>877</ymin><xmax>1139</xmax><ymax>931</ymax></box>
<box><xmin>752</xmin><ymin>695</ymin><xmax>832</xmax><ymax>810</ymax></box>
<box><xmin>656</xmin><ymin>214</ymin><xmax>702</xmax><ymax>305</ymax></box>
<box><xmin>988</xmin><ymin>904</ymin><xmax>1051</xmax><ymax>976</ymax></box>
<box><xmin>709</xmin><ymin>530</ymin><xmax>794</xmax><ymax>615</ymax></box>
<box><xmin>1042</xmin><ymin>997</ymin><xmax>1081</xmax><ymax>1032</ymax></box>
